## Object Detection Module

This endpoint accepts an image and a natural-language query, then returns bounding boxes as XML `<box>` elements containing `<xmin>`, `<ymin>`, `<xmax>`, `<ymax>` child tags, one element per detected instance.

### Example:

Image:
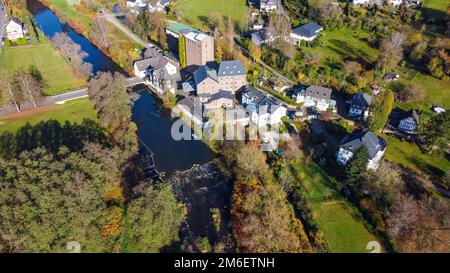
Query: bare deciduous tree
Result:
<box><xmin>91</xmin><ymin>15</ymin><xmax>109</xmax><ymax>49</ymax></box>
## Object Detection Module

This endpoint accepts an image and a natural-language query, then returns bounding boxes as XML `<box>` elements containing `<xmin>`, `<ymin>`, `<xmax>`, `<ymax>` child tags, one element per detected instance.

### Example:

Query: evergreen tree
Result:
<box><xmin>420</xmin><ymin>111</ymin><xmax>450</xmax><ymax>153</ymax></box>
<box><xmin>345</xmin><ymin>146</ymin><xmax>369</xmax><ymax>187</ymax></box>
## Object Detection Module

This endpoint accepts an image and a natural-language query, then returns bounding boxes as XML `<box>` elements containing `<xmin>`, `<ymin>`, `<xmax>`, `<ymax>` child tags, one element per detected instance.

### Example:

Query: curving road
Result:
<box><xmin>0</xmin><ymin>77</ymin><xmax>144</xmax><ymax>116</ymax></box>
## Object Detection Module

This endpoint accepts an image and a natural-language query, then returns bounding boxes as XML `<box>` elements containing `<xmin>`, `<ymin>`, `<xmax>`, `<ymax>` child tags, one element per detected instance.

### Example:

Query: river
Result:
<box><xmin>29</xmin><ymin>0</ymin><xmax>230</xmax><ymax>248</ymax></box>
<box><xmin>28</xmin><ymin>0</ymin><xmax>213</xmax><ymax>174</ymax></box>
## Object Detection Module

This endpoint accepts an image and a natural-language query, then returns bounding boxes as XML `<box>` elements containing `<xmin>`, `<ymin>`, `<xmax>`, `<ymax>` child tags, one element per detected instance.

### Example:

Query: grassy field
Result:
<box><xmin>382</xmin><ymin>134</ymin><xmax>450</xmax><ymax>176</ymax></box>
<box><xmin>0</xmin><ymin>98</ymin><xmax>97</xmax><ymax>133</ymax></box>
<box><xmin>290</xmin><ymin>163</ymin><xmax>382</xmax><ymax>253</ymax></box>
<box><xmin>394</xmin><ymin>66</ymin><xmax>450</xmax><ymax>109</ymax></box>
<box><xmin>299</xmin><ymin>28</ymin><xmax>379</xmax><ymax>66</ymax></box>
<box><xmin>45</xmin><ymin>0</ymin><xmax>93</xmax><ymax>33</ymax></box>
<box><xmin>422</xmin><ymin>0</ymin><xmax>449</xmax><ymax>20</ymax></box>
<box><xmin>173</xmin><ymin>0</ymin><xmax>249</xmax><ymax>29</ymax></box>
<box><xmin>0</xmin><ymin>36</ymin><xmax>86</xmax><ymax>96</ymax></box>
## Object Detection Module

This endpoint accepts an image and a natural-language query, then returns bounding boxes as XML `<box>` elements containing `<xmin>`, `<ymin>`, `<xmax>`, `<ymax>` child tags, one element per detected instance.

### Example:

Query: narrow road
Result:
<box><xmin>0</xmin><ymin>0</ymin><xmax>6</xmax><ymax>44</ymax></box>
<box><xmin>0</xmin><ymin>77</ymin><xmax>144</xmax><ymax>116</ymax></box>
<box><xmin>233</xmin><ymin>36</ymin><xmax>294</xmax><ymax>86</ymax></box>
<box><xmin>102</xmin><ymin>11</ymin><xmax>153</xmax><ymax>48</ymax></box>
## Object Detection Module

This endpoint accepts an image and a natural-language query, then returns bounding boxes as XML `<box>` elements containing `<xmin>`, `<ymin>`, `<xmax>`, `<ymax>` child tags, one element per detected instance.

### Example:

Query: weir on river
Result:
<box><xmin>29</xmin><ymin>0</ymin><xmax>230</xmax><ymax>247</ymax></box>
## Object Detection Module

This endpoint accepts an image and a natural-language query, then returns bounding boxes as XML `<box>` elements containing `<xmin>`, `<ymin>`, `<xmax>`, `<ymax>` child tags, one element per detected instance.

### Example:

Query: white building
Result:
<box><xmin>134</xmin><ymin>53</ymin><xmax>180</xmax><ymax>94</ymax></box>
<box><xmin>388</xmin><ymin>0</ymin><xmax>403</xmax><ymax>7</ymax></box>
<box><xmin>292</xmin><ymin>85</ymin><xmax>336</xmax><ymax>112</ymax></box>
<box><xmin>126</xmin><ymin>0</ymin><xmax>149</xmax><ymax>14</ymax></box>
<box><xmin>336</xmin><ymin>130</ymin><xmax>387</xmax><ymax>170</ymax></box>
<box><xmin>241</xmin><ymin>86</ymin><xmax>287</xmax><ymax>127</ymax></box>
<box><xmin>148</xmin><ymin>0</ymin><xmax>170</xmax><ymax>13</ymax></box>
<box><xmin>259</xmin><ymin>0</ymin><xmax>277</xmax><ymax>12</ymax></box>
<box><xmin>290</xmin><ymin>22</ymin><xmax>323</xmax><ymax>43</ymax></box>
<box><xmin>5</xmin><ymin>18</ymin><xmax>27</xmax><ymax>41</ymax></box>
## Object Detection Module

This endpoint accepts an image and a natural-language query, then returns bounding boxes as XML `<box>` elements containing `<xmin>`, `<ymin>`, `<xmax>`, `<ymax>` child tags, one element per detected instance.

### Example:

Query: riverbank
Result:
<box><xmin>36</xmin><ymin>0</ymin><xmax>140</xmax><ymax>74</ymax></box>
<box><xmin>0</xmin><ymin>30</ymin><xmax>86</xmax><ymax>97</ymax></box>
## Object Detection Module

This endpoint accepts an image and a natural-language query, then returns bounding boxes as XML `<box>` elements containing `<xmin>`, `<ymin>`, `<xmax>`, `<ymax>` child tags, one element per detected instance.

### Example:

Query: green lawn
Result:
<box><xmin>299</xmin><ymin>28</ymin><xmax>379</xmax><ymax>66</ymax></box>
<box><xmin>314</xmin><ymin>201</ymin><xmax>381</xmax><ymax>253</ymax></box>
<box><xmin>0</xmin><ymin>98</ymin><xmax>97</xmax><ymax>133</ymax></box>
<box><xmin>383</xmin><ymin>134</ymin><xmax>450</xmax><ymax>176</ymax></box>
<box><xmin>397</xmin><ymin>67</ymin><xmax>450</xmax><ymax>109</ymax></box>
<box><xmin>422</xmin><ymin>0</ymin><xmax>449</xmax><ymax>20</ymax></box>
<box><xmin>173</xmin><ymin>0</ymin><xmax>249</xmax><ymax>29</ymax></box>
<box><xmin>290</xmin><ymin>163</ymin><xmax>382</xmax><ymax>253</ymax></box>
<box><xmin>46</xmin><ymin>0</ymin><xmax>93</xmax><ymax>32</ymax></box>
<box><xmin>0</xmin><ymin>36</ymin><xmax>86</xmax><ymax>96</ymax></box>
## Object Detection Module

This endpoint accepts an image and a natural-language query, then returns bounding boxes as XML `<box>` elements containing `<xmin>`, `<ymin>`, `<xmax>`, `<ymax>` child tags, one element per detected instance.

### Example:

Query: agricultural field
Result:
<box><xmin>0</xmin><ymin>36</ymin><xmax>86</xmax><ymax>96</ymax></box>
<box><xmin>290</xmin><ymin>163</ymin><xmax>382</xmax><ymax>253</ymax></box>
<box><xmin>0</xmin><ymin>98</ymin><xmax>97</xmax><ymax>133</ymax></box>
<box><xmin>173</xmin><ymin>0</ymin><xmax>249</xmax><ymax>29</ymax></box>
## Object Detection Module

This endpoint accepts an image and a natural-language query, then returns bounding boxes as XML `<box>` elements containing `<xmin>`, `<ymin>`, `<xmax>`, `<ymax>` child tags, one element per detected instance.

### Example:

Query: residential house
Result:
<box><xmin>259</xmin><ymin>0</ymin><xmax>277</xmax><ymax>12</ymax></box>
<box><xmin>290</xmin><ymin>22</ymin><xmax>323</xmax><ymax>43</ymax></box>
<box><xmin>250</xmin><ymin>29</ymin><xmax>276</xmax><ymax>46</ymax></box>
<box><xmin>336</xmin><ymin>130</ymin><xmax>387</xmax><ymax>170</ymax></box>
<box><xmin>291</xmin><ymin>85</ymin><xmax>336</xmax><ymax>112</ymax></box>
<box><xmin>241</xmin><ymin>86</ymin><xmax>287</xmax><ymax>127</ymax></box>
<box><xmin>5</xmin><ymin>18</ymin><xmax>27</xmax><ymax>41</ymax></box>
<box><xmin>126</xmin><ymin>0</ymin><xmax>149</xmax><ymax>13</ymax></box>
<box><xmin>148</xmin><ymin>0</ymin><xmax>170</xmax><ymax>13</ymax></box>
<box><xmin>134</xmin><ymin>53</ymin><xmax>180</xmax><ymax>94</ymax></box>
<box><xmin>348</xmin><ymin>93</ymin><xmax>373</xmax><ymax>119</ymax></box>
<box><xmin>166</xmin><ymin>22</ymin><xmax>214</xmax><ymax>68</ymax></box>
<box><xmin>389</xmin><ymin>109</ymin><xmax>420</xmax><ymax>133</ymax></box>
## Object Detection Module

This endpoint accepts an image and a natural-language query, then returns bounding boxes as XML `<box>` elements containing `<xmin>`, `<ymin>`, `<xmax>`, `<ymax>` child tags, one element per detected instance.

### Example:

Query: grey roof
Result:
<box><xmin>208</xmin><ymin>90</ymin><xmax>235</xmax><ymax>102</ymax></box>
<box><xmin>241</xmin><ymin>86</ymin><xmax>283</xmax><ymax>113</ymax></box>
<box><xmin>178</xmin><ymin>97</ymin><xmax>202</xmax><ymax>115</ymax></box>
<box><xmin>305</xmin><ymin>85</ymin><xmax>333</xmax><ymax>100</ymax></box>
<box><xmin>135</xmin><ymin>58</ymin><xmax>155</xmax><ymax>71</ymax></box>
<box><xmin>291</xmin><ymin>22</ymin><xmax>323</xmax><ymax>39</ymax></box>
<box><xmin>340</xmin><ymin>130</ymin><xmax>387</xmax><ymax>159</ymax></box>
<box><xmin>241</xmin><ymin>86</ymin><xmax>266</xmax><ymax>105</ymax></box>
<box><xmin>251</xmin><ymin>31</ymin><xmax>265</xmax><ymax>46</ymax></box>
<box><xmin>135</xmin><ymin>55</ymin><xmax>180</xmax><ymax>81</ymax></box>
<box><xmin>193</xmin><ymin>65</ymin><xmax>218</xmax><ymax>85</ymax></box>
<box><xmin>142</xmin><ymin>47</ymin><xmax>161</xmax><ymax>59</ymax></box>
<box><xmin>218</xmin><ymin>61</ymin><xmax>246</xmax><ymax>77</ymax></box>
<box><xmin>352</xmin><ymin>93</ymin><xmax>373</xmax><ymax>107</ymax></box>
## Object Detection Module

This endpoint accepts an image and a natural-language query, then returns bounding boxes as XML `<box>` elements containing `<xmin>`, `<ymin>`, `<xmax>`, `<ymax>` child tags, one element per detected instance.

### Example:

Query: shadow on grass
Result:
<box><xmin>327</xmin><ymin>39</ymin><xmax>376</xmax><ymax>69</ymax></box>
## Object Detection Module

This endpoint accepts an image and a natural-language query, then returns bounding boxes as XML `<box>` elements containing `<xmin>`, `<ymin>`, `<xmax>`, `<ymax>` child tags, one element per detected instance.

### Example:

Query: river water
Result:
<box><xmin>29</xmin><ymin>0</ymin><xmax>230</xmax><ymax>248</ymax></box>
<box><xmin>28</xmin><ymin>0</ymin><xmax>213</xmax><ymax>173</ymax></box>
